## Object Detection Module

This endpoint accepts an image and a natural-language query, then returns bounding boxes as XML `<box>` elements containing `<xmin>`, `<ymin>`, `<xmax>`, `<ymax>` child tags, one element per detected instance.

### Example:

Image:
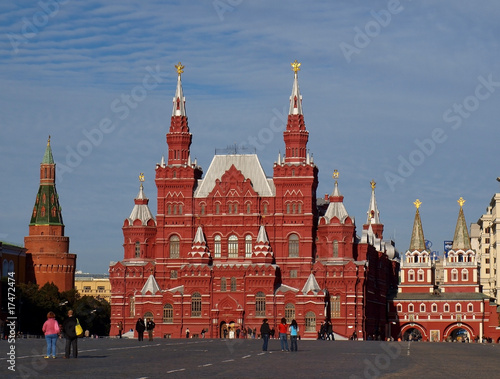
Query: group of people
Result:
<box><xmin>41</xmin><ymin>310</ymin><xmax>79</xmax><ymax>359</ymax></box>
<box><xmin>134</xmin><ymin>317</ymin><xmax>156</xmax><ymax>341</ymax></box>
<box><xmin>260</xmin><ymin>318</ymin><xmax>300</xmax><ymax>352</ymax></box>
<box><xmin>318</xmin><ymin>319</ymin><xmax>335</xmax><ymax>340</ymax></box>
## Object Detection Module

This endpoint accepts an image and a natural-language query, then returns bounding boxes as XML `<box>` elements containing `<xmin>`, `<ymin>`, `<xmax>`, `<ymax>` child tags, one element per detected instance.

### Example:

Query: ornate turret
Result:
<box><xmin>283</xmin><ymin>60</ymin><xmax>309</xmax><ymax>164</ymax></box>
<box><xmin>166</xmin><ymin>62</ymin><xmax>192</xmax><ymax>165</ymax></box>
<box><xmin>24</xmin><ymin>137</ymin><xmax>76</xmax><ymax>291</ymax></box>
<box><xmin>122</xmin><ymin>174</ymin><xmax>157</xmax><ymax>260</ymax></box>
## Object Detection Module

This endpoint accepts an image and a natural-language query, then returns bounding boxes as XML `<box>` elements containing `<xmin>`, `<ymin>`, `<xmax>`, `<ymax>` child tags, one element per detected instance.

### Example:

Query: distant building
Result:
<box><xmin>110</xmin><ymin>62</ymin><xmax>399</xmax><ymax>339</ymax></box>
<box><xmin>471</xmin><ymin>191</ymin><xmax>500</xmax><ymax>301</ymax></box>
<box><xmin>24</xmin><ymin>138</ymin><xmax>76</xmax><ymax>292</ymax></box>
<box><xmin>75</xmin><ymin>273</ymin><xmax>111</xmax><ymax>302</ymax></box>
<box><xmin>389</xmin><ymin>198</ymin><xmax>500</xmax><ymax>342</ymax></box>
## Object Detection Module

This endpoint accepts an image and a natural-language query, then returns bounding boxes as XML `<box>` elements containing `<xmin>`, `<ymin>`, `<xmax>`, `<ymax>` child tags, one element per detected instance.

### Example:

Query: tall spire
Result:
<box><xmin>172</xmin><ymin>62</ymin><xmax>186</xmax><ymax>117</ymax></box>
<box><xmin>167</xmin><ymin>62</ymin><xmax>192</xmax><ymax>166</ymax></box>
<box><xmin>452</xmin><ymin>197</ymin><xmax>471</xmax><ymax>250</ymax></box>
<box><xmin>409</xmin><ymin>199</ymin><xmax>426</xmax><ymax>251</ymax></box>
<box><xmin>363</xmin><ymin>179</ymin><xmax>383</xmax><ymax>238</ymax></box>
<box><xmin>42</xmin><ymin>135</ymin><xmax>54</xmax><ymax>164</ymax></box>
<box><xmin>283</xmin><ymin>60</ymin><xmax>308</xmax><ymax>164</ymax></box>
<box><xmin>289</xmin><ymin>60</ymin><xmax>303</xmax><ymax>115</ymax></box>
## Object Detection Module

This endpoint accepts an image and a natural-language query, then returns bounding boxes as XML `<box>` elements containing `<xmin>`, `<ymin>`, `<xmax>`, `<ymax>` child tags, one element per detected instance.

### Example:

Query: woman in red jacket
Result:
<box><xmin>278</xmin><ymin>317</ymin><xmax>289</xmax><ymax>352</ymax></box>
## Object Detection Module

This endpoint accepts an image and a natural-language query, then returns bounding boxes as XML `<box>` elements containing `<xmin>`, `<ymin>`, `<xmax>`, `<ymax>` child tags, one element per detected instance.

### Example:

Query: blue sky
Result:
<box><xmin>1</xmin><ymin>0</ymin><xmax>499</xmax><ymax>274</ymax></box>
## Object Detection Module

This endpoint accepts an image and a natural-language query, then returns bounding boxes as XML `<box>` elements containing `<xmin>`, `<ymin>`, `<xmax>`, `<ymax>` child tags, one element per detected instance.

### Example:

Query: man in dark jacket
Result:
<box><xmin>260</xmin><ymin>319</ymin><xmax>271</xmax><ymax>351</ymax></box>
<box><xmin>62</xmin><ymin>310</ymin><xmax>78</xmax><ymax>358</ymax></box>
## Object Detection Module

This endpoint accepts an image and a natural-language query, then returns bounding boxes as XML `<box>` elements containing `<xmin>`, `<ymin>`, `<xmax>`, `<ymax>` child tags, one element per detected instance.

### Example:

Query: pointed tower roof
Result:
<box><xmin>452</xmin><ymin>197</ymin><xmax>471</xmax><ymax>250</ymax></box>
<box><xmin>409</xmin><ymin>199</ymin><xmax>426</xmax><ymax>251</ymax></box>
<box><xmin>289</xmin><ymin>60</ymin><xmax>303</xmax><ymax>115</ymax></box>
<box><xmin>253</xmin><ymin>225</ymin><xmax>274</xmax><ymax>263</ymax></box>
<box><xmin>172</xmin><ymin>62</ymin><xmax>186</xmax><ymax>117</ymax></box>
<box><xmin>42</xmin><ymin>136</ymin><xmax>54</xmax><ymax>164</ymax></box>
<box><xmin>366</xmin><ymin>179</ymin><xmax>380</xmax><ymax>225</ymax></box>
<box><xmin>127</xmin><ymin>174</ymin><xmax>156</xmax><ymax>226</ymax></box>
<box><xmin>301</xmin><ymin>272</ymin><xmax>321</xmax><ymax>295</ymax></box>
<box><xmin>141</xmin><ymin>274</ymin><xmax>161</xmax><ymax>295</ymax></box>
<box><xmin>323</xmin><ymin>171</ymin><xmax>350</xmax><ymax>224</ymax></box>
<box><xmin>189</xmin><ymin>225</ymin><xmax>210</xmax><ymax>263</ymax></box>
<box><xmin>30</xmin><ymin>137</ymin><xmax>63</xmax><ymax>226</ymax></box>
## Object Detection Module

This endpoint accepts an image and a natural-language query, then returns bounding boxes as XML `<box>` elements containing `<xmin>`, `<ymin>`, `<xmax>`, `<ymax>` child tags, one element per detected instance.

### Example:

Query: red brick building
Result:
<box><xmin>109</xmin><ymin>62</ymin><xmax>399</xmax><ymax>339</ymax></box>
<box><xmin>389</xmin><ymin>199</ymin><xmax>500</xmax><ymax>342</ymax></box>
<box><xmin>24</xmin><ymin>138</ymin><xmax>76</xmax><ymax>292</ymax></box>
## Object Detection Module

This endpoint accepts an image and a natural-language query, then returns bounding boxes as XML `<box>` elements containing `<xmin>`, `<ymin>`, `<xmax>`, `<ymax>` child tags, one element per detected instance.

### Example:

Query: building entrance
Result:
<box><xmin>403</xmin><ymin>328</ymin><xmax>422</xmax><ymax>341</ymax></box>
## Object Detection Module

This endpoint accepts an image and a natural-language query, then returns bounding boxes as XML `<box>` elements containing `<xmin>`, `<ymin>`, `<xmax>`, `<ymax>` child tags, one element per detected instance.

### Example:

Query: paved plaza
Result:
<box><xmin>0</xmin><ymin>337</ymin><xmax>497</xmax><ymax>378</ymax></box>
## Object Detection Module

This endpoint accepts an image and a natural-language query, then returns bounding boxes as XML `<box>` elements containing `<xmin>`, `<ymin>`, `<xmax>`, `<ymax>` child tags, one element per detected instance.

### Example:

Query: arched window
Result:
<box><xmin>288</xmin><ymin>234</ymin><xmax>299</xmax><ymax>257</ymax></box>
<box><xmin>135</xmin><ymin>241</ymin><xmax>141</xmax><ymax>258</ymax></box>
<box><xmin>246</xmin><ymin>203</ymin><xmax>251</xmax><ymax>214</ymax></box>
<box><xmin>408</xmin><ymin>270</ymin><xmax>415</xmax><ymax>282</ymax></box>
<box><xmin>2</xmin><ymin>259</ymin><xmax>8</xmax><ymax>277</ymax></box>
<box><xmin>451</xmin><ymin>269</ymin><xmax>458</xmax><ymax>281</ymax></box>
<box><xmin>170</xmin><ymin>235</ymin><xmax>180</xmax><ymax>258</ymax></box>
<box><xmin>461</xmin><ymin>269</ymin><xmax>468</xmax><ymax>281</ymax></box>
<box><xmin>417</xmin><ymin>269</ymin><xmax>424</xmax><ymax>282</ymax></box>
<box><xmin>163</xmin><ymin>304</ymin><xmax>173</xmax><ymax>323</ymax></box>
<box><xmin>397</xmin><ymin>304</ymin><xmax>402</xmax><ymax>313</ymax></box>
<box><xmin>228</xmin><ymin>203</ymin><xmax>232</xmax><ymax>214</ymax></box>
<box><xmin>420</xmin><ymin>303</ymin><xmax>426</xmax><ymax>313</ymax></box>
<box><xmin>201</xmin><ymin>204</ymin><xmax>205</xmax><ymax>215</ymax></box>
<box><xmin>214</xmin><ymin>235</ymin><xmax>221</xmax><ymax>258</ymax></box>
<box><xmin>191</xmin><ymin>292</ymin><xmax>201</xmax><ymax>317</ymax></box>
<box><xmin>331</xmin><ymin>295</ymin><xmax>341</xmax><ymax>318</ymax></box>
<box><xmin>167</xmin><ymin>204</ymin><xmax>172</xmax><ymax>215</ymax></box>
<box><xmin>467</xmin><ymin>303</ymin><xmax>473</xmax><ymax>313</ymax></box>
<box><xmin>456</xmin><ymin>303</ymin><xmax>461</xmax><ymax>313</ymax></box>
<box><xmin>292</xmin><ymin>203</ymin><xmax>296</xmax><ymax>214</ymax></box>
<box><xmin>305</xmin><ymin>311</ymin><xmax>316</xmax><ymax>332</ymax></box>
<box><xmin>230</xmin><ymin>277</ymin><xmax>237</xmax><ymax>292</ymax></box>
<box><xmin>144</xmin><ymin>311</ymin><xmax>154</xmax><ymax>321</ymax></box>
<box><xmin>432</xmin><ymin>303</ymin><xmax>437</xmax><ymax>313</ymax></box>
<box><xmin>256</xmin><ymin>292</ymin><xmax>266</xmax><ymax>317</ymax></box>
<box><xmin>220</xmin><ymin>277</ymin><xmax>227</xmax><ymax>292</ymax></box>
<box><xmin>245</xmin><ymin>235</ymin><xmax>252</xmax><ymax>258</ymax></box>
<box><xmin>228</xmin><ymin>235</ymin><xmax>238</xmax><ymax>258</ymax></box>
<box><xmin>444</xmin><ymin>303</ymin><xmax>450</xmax><ymax>312</ymax></box>
<box><xmin>298</xmin><ymin>203</ymin><xmax>302</xmax><ymax>214</ymax></box>
<box><xmin>179</xmin><ymin>204</ymin><xmax>183</xmax><ymax>215</ymax></box>
<box><xmin>408</xmin><ymin>304</ymin><xmax>414</xmax><ymax>313</ymax></box>
<box><xmin>333</xmin><ymin>240</ymin><xmax>338</xmax><ymax>258</ymax></box>
<box><xmin>285</xmin><ymin>303</ymin><xmax>295</xmax><ymax>324</ymax></box>
<box><xmin>215</xmin><ymin>203</ymin><xmax>220</xmax><ymax>215</ymax></box>
<box><xmin>286</xmin><ymin>203</ymin><xmax>290</xmax><ymax>214</ymax></box>
<box><xmin>263</xmin><ymin>203</ymin><xmax>268</xmax><ymax>214</ymax></box>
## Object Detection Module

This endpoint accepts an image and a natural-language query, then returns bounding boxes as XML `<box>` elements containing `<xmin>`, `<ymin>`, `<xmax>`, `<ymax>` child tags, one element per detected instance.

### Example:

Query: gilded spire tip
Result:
<box><xmin>458</xmin><ymin>197</ymin><xmax>465</xmax><ymax>208</ymax></box>
<box><xmin>139</xmin><ymin>173</ymin><xmax>145</xmax><ymax>183</ymax></box>
<box><xmin>291</xmin><ymin>60</ymin><xmax>301</xmax><ymax>73</ymax></box>
<box><xmin>47</xmin><ymin>135</ymin><xmax>51</xmax><ymax>146</ymax></box>
<box><xmin>370</xmin><ymin>179</ymin><xmax>376</xmax><ymax>190</ymax></box>
<box><xmin>175</xmin><ymin>62</ymin><xmax>184</xmax><ymax>76</ymax></box>
<box><xmin>414</xmin><ymin>199</ymin><xmax>422</xmax><ymax>209</ymax></box>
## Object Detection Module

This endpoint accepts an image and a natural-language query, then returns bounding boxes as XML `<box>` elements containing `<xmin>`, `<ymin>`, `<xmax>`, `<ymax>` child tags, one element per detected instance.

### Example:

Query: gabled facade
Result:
<box><xmin>390</xmin><ymin>198</ymin><xmax>500</xmax><ymax>342</ymax></box>
<box><xmin>109</xmin><ymin>62</ymin><xmax>399</xmax><ymax>340</ymax></box>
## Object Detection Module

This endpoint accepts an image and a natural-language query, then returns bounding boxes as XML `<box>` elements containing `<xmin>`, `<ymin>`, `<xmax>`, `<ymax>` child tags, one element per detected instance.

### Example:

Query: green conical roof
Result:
<box><xmin>42</xmin><ymin>136</ymin><xmax>54</xmax><ymax>164</ymax></box>
<box><xmin>30</xmin><ymin>184</ymin><xmax>63</xmax><ymax>226</ymax></box>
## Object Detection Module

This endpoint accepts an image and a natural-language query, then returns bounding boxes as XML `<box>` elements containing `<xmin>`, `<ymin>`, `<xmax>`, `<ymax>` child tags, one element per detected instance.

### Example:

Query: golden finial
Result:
<box><xmin>139</xmin><ymin>173</ymin><xmax>145</xmax><ymax>182</ymax></box>
<box><xmin>414</xmin><ymin>199</ymin><xmax>422</xmax><ymax>209</ymax></box>
<box><xmin>458</xmin><ymin>197</ymin><xmax>465</xmax><ymax>208</ymax></box>
<box><xmin>370</xmin><ymin>179</ymin><xmax>376</xmax><ymax>190</ymax></box>
<box><xmin>175</xmin><ymin>62</ymin><xmax>184</xmax><ymax>75</ymax></box>
<box><xmin>333</xmin><ymin>169</ymin><xmax>339</xmax><ymax>179</ymax></box>
<box><xmin>47</xmin><ymin>135</ymin><xmax>51</xmax><ymax>146</ymax></box>
<box><xmin>291</xmin><ymin>60</ymin><xmax>301</xmax><ymax>73</ymax></box>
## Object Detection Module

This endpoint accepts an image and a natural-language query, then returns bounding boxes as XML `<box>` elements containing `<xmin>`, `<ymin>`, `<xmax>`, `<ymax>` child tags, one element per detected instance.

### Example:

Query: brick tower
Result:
<box><xmin>24</xmin><ymin>137</ymin><xmax>76</xmax><ymax>291</ymax></box>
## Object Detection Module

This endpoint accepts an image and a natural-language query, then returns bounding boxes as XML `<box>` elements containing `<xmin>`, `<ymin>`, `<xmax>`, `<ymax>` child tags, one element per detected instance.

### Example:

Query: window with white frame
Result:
<box><xmin>245</xmin><ymin>235</ymin><xmax>252</xmax><ymax>258</ymax></box>
<box><xmin>228</xmin><ymin>235</ymin><xmax>238</xmax><ymax>258</ymax></box>
<box><xmin>214</xmin><ymin>235</ymin><xmax>221</xmax><ymax>258</ymax></box>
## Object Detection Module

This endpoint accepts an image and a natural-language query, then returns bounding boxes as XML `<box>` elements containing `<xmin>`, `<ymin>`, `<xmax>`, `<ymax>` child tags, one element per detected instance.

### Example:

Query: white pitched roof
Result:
<box><xmin>194</xmin><ymin>154</ymin><xmax>275</xmax><ymax>198</ymax></box>
<box><xmin>323</xmin><ymin>181</ymin><xmax>349</xmax><ymax>223</ymax></box>
<box><xmin>127</xmin><ymin>185</ymin><xmax>156</xmax><ymax>226</ymax></box>
<box><xmin>301</xmin><ymin>272</ymin><xmax>321</xmax><ymax>295</ymax></box>
<box><xmin>141</xmin><ymin>275</ymin><xmax>161</xmax><ymax>295</ymax></box>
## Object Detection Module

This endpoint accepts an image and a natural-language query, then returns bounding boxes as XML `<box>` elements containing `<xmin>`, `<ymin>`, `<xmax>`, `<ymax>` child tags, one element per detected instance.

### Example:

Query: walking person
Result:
<box><xmin>62</xmin><ymin>310</ymin><xmax>78</xmax><ymax>359</ymax></box>
<box><xmin>326</xmin><ymin>319</ymin><xmax>334</xmax><ymax>341</ymax></box>
<box><xmin>289</xmin><ymin>319</ymin><xmax>299</xmax><ymax>352</ymax></box>
<box><xmin>135</xmin><ymin>318</ymin><xmax>145</xmax><ymax>341</ymax></box>
<box><xmin>185</xmin><ymin>327</ymin><xmax>190</xmax><ymax>338</ymax></box>
<box><xmin>42</xmin><ymin>311</ymin><xmax>60</xmax><ymax>358</ymax></box>
<box><xmin>117</xmin><ymin>321</ymin><xmax>123</xmax><ymax>339</ymax></box>
<box><xmin>146</xmin><ymin>318</ymin><xmax>155</xmax><ymax>341</ymax></box>
<box><xmin>260</xmin><ymin>319</ymin><xmax>271</xmax><ymax>351</ymax></box>
<box><xmin>278</xmin><ymin>317</ymin><xmax>289</xmax><ymax>352</ymax></box>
